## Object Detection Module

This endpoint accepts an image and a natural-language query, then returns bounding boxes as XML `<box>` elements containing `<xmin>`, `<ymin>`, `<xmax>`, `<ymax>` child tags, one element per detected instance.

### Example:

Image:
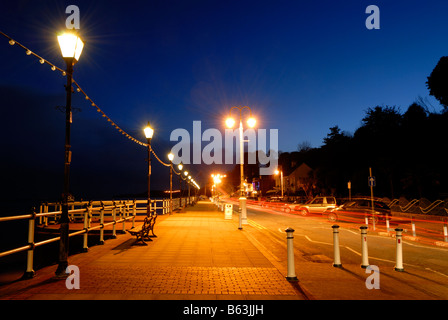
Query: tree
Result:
<box><xmin>426</xmin><ymin>56</ymin><xmax>448</xmax><ymax>109</ymax></box>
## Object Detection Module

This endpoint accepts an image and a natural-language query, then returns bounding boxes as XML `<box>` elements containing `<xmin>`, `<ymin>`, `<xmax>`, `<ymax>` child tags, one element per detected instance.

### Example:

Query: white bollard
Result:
<box><xmin>238</xmin><ymin>207</ymin><xmax>242</xmax><ymax>230</ymax></box>
<box><xmin>386</xmin><ymin>216</ymin><xmax>390</xmax><ymax>232</ymax></box>
<box><xmin>332</xmin><ymin>225</ymin><xmax>342</xmax><ymax>268</ymax></box>
<box><xmin>444</xmin><ymin>219</ymin><xmax>448</xmax><ymax>242</ymax></box>
<box><xmin>360</xmin><ymin>226</ymin><xmax>369</xmax><ymax>268</ymax></box>
<box><xmin>411</xmin><ymin>217</ymin><xmax>416</xmax><ymax>237</ymax></box>
<box><xmin>285</xmin><ymin>227</ymin><xmax>298</xmax><ymax>281</ymax></box>
<box><xmin>394</xmin><ymin>228</ymin><xmax>404</xmax><ymax>272</ymax></box>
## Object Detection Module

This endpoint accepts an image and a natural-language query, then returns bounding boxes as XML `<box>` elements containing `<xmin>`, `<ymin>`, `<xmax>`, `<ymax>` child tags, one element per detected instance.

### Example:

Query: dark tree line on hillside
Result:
<box><xmin>278</xmin><ymin>56</ymin><xmax>448</xmax><ymax>200</ymax></box>
<box><xmin>279</xmin><ymin>104</ymin><xmax>447</xmax><ymax>200</ymax></box>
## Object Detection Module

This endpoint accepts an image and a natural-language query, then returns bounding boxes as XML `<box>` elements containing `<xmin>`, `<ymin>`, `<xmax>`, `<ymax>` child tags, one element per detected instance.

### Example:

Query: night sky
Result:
<box><xmin>1</xmin><ymin>0</ymin><xmax>447</xmax><ymax>210</ymax></box>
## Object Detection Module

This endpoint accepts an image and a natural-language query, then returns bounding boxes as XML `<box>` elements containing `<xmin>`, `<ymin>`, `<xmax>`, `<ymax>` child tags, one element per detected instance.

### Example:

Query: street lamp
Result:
<box><xmin>275</xmin><ymin>169</ymin><xmax>284</xmax><ymax>198</ymax></box>
<box><xmin>226</xmin><ymin>106</ymin><xmax>256</xmax><ymax>226</ymax></box>
<box><xmin>55</xmin><ymin>32</ymin><xmax>84</xmax><ymax>278</ymax></box>
<box><xmin>178</xmin><ymin>163</ymin><xmax>183</xmax><ymax>208</ymax></box>
<box><xmin>184</xmin><ymin>171</ymin><xmax>189</xmax><ymax>205</ymax></box>
<box><xmin>188</xmin><ymin>175</ymin><xmax>192</xmax><ymax>205</ymax></box>
<box><xmin>144</xmin><ymin>122</ymin><xmax>154</xmax><ymax>217</ymax></box>
<box><xmin>168</xmin><ymin>153</ymin><xmax>174</xmax><ymax>214</ymax></box>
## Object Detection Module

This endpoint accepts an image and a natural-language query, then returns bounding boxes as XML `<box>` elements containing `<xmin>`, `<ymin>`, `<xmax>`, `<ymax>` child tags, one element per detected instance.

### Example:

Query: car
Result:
<box><xmin>290</xmin><ymin>196</ymin><xmax>338</xmax><ymax>215</ymax></box>
<box><xmin>324</xmin><ymin>198</ymin><xmax>391</xmax><ymax>223</ymax></box>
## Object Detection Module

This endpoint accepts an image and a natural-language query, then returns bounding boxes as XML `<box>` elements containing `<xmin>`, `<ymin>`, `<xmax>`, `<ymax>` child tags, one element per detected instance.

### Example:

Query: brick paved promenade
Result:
<box><xmin>0</xmin><ymin>200</ymin><xmax>447</xmax><ymax>301</ymax></box>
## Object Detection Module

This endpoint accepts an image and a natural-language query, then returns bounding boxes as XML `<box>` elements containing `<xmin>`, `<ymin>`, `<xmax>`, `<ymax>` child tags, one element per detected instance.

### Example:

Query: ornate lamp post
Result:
<box><xmin>55</xmin><ymin>32</ymin><xmax>84</xmax><ymax>277</ymax></box>
<box><xmin>178</xmin><ymin>163</ymin><xmax>183</xmax><ymax>208</ymax></box>
<box><xmin>226</xmin><ymin>106</ymin><xmax>256</xmax><ymax>226</ymax></box>
<box><xmin>168</xmin><ymin>153</ymin><xmax>174</xmax><ymax>214</ymax></box>
<box><xmin>144</xmin><ymin>123</ymin><xmax>154</xmax><ymax>216</ymax></box>
<box><xmin>275</xmin><ymin>169</ymin><xmax>284</xmax><ymax>198</ymax></box>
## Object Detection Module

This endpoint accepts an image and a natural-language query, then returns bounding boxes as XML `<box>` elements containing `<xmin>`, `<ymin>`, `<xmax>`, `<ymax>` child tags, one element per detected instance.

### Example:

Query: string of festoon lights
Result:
<box><xmin>0</xmin><ymin>30</ymin><xmax>179</xmax><ymax>170</ymax></box>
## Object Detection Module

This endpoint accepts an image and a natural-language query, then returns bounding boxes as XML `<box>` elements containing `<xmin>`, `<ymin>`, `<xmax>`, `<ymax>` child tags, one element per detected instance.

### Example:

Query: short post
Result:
<box><xmin>285</xmin><ymin>227</ymin><xmax>298</xmax><ymax>281</ymax></box>
<box><xmin>386</xmin><ymin>216</ymin><xmax>390</xmax><ymax>232</ymax></box>
<box><xmin>443</xmin><ymin>219</ymin><xmax>448</xmax><ymax>242</ymax></box>
<box><xmin>411</xmin><ymin>217</ymin><xmax>416</xmax><ymax>237</ymax></box>
<box><xmin>360</xmin><ymin>226</ymin><xmax>369</xmax><ymax>268</ymax></box>
<box><xmin>23</xmin><ymin>208</ymin><xmax>36</xmax><ymax>279</ymax></box>
<box><xmin>394</xmin><ymin>228</ymin><xmax>404</xmax><ymax>272</ymax></box>
<box><xmin>332</xmin><ymin>225</ymin><xmax>342</xmax><ymax>268</ymax></box>
<box><xmin>82</xmin><ymin>205</ymin><xmax>89</xmax><ymax>252</ymax></box>
<box><xmin>238</xmin><ymin>207</ymin><xmax>242</xmax><ymax>230</ymax></box>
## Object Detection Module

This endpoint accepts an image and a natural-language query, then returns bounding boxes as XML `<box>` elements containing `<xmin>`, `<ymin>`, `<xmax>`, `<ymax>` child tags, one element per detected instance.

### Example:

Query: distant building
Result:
<box><xmin>273</xmin><ymin>163</ymin><xmax>315</xmax><ymax>198</ymax></box>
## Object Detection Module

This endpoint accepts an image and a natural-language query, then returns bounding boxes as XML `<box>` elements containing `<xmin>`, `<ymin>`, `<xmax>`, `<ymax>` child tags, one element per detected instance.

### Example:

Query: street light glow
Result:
<box><xmin>226</xmin><ymin>117</ymin><xmax>235</xmax><ymax>128</ymax></box>
<box><xmin>247</xmin><ymin>117</ymin><xmax>256</xmax><ymax>128</ymax></box>
<box><xmin>168</xmin><ymin>153</ymin><xmax>174</xmax><ymax>161</ymax></box>
<box><xmin>144</xmin><ymin>122</ymin><xmax>154</xmax><ymax>139</ymax></box>
<box><xmin>57</xmin><ymin>32</ymin><xmax>84</xmax><ymax>61</ymax></box>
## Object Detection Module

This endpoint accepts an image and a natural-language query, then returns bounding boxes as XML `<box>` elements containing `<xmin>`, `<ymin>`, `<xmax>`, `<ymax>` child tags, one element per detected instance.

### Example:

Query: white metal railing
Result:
<box><xmin>0</xmin><ymin>197</ymin><xmax>192</xmax><ymax>278</ymax></box>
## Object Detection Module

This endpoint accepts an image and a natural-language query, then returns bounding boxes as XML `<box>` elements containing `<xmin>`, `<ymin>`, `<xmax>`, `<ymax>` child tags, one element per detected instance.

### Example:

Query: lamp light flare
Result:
<box><xmin>144</xmin><ymin>122</ymin><xmax>154</xmax><ymax>139</ymax></box>
<box><xmin>247</xmin><ymin>117</ymin><xmax>256</xmax><ymax>128</ymax></box>
<box><xmin>226</xmin><ymin>117</ymin><xmax>235</xmax><ymax>128</ymax></box>
<box><xmin>57</xmin><ymin>32</ymin><xmax>84</xmax><ymax>61</ymax></box>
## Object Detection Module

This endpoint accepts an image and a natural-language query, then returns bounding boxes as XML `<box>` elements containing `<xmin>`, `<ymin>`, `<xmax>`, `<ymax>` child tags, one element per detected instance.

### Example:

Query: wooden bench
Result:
<box><xmin>126</xmin><ymin>214</ymin><xmax>157</xmax><ymax>245</ymax></box>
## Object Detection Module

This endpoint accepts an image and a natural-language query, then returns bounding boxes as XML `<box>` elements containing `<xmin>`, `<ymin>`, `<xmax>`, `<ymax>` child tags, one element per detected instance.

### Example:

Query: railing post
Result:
<box><xmin>82</xmin><ymin>204</ymin><xmax>90</xmax><ymax>252</ymax></box>
<box><xmin>132</xmin><ymin>200</ymin><xmax>136</xmax><ymax>228</ymax></box>
<box><xmin>121</xmin><ymin>202</ymin><xmax>126</xmax><ymax>234</ymax></box>
<box><xmin>99</xmin><ymin>202</ymin><xmax>105</xmax><ymax>245</ymax></box>
<box><xmin>360</xmin><ymin>226</ymin><xmax>369</xmax><ymax>268</ymax></box>
<box><xmin>70</xmin><ymin>202</ymin><xmax>75</xmax><ymax>221</ymax></box>
<box><xmin>394</xmin><ymin>228</ymin><xmax>404</xmax><ymax>272</ymax></box>
<box><xmin>23</xmin><ymin>208</ymin><xmax>36</xmax><ymax>279</ymax></box>
<box><xmin>285</xmin><ymin>227</ymin><xmax>298</xmax><ymax>281</ymax></box>
<box><xmin>332</xmin><ymin>225</ymin><xmax>342</xmax><ymax>268</ymax></box>
<box><xmin>39</xmin><ymin>204</ymin><xmax>43</xmax><ymax>225</ymax></box>
<box><xmin>44</xmin><ymin>202</ymin><xmax>49</xmax><ymax>226</ymax></box>
<box><xmin>112</xmin><ymin>201</ymin><xmax>117</xmax><ymax>239</ymax></box>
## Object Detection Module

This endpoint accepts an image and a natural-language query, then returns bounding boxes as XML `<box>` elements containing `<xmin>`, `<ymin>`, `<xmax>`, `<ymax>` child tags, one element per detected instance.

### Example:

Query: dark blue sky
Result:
<box><xmin>1</xmin><ymin>0</ymin><xmax>447</xmax><ymax>205</ymax></box>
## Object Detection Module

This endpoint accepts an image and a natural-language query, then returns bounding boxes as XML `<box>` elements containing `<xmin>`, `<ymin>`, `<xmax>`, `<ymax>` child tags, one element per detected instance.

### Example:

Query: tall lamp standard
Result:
<box><xmin>55</xmin><ymin>32</ymin><xmax>84</xmax><ymax>277</ymax></box>
<box><xmin>178</xmin><ymin>163</ymin><xmax>183</xmax><ymax>208</ymax></box>
<box><xmin>168</xmin><ymin>153</ymin><xmax>174</xmax><ymax>214</ymax></box>
<box><xmin>188</xmin><ymin>175</ymin><xmax>192</xmax><ymax>205</ymax></box>
<box><xmin>226</xmin><ymin>106</ymin><xmax>256</xmax><ymax>226</ymax></box>
<box><xmin>144</xmin><ymin>123</ymin><xmax>154</xmax><ymax>217</ymax></box>
<box><xmin>275</xmin><ymin>169</ymin><xmax>284</xmax><ymax>198</ymax></box>
<box><xmin>184</xmin><ymin>171</ymin><xmax>189</xmax><ymax>205</ymax></box>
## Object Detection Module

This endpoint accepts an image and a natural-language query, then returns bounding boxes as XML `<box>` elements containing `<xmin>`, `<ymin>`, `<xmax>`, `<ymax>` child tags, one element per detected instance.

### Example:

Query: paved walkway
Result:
<box><xmin>0</xmin><ymin>200</ymin><xmax>447</xmax><ymax>300</ymax></box>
